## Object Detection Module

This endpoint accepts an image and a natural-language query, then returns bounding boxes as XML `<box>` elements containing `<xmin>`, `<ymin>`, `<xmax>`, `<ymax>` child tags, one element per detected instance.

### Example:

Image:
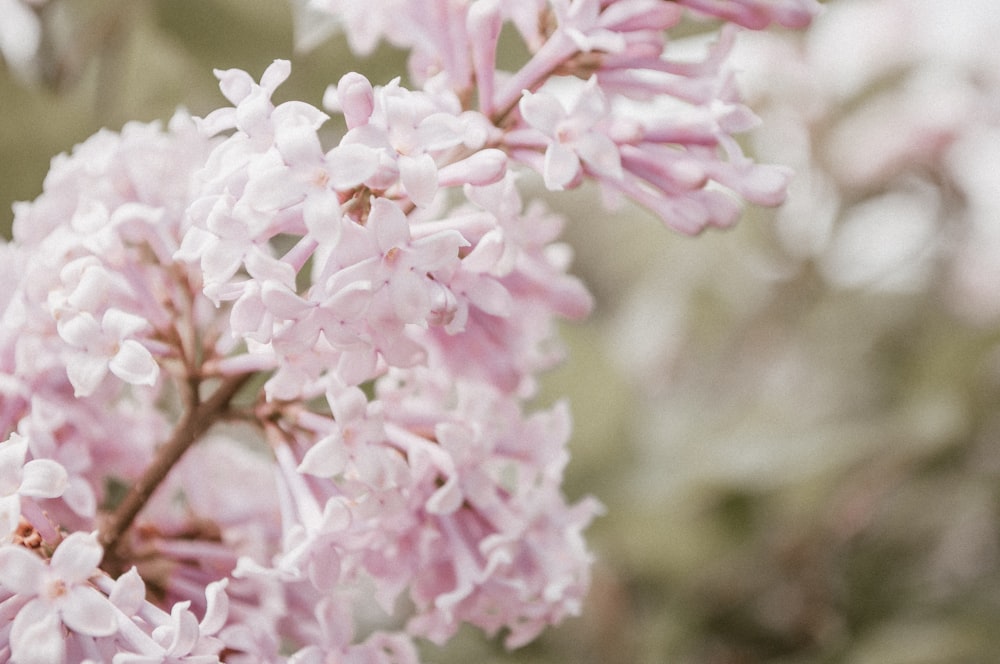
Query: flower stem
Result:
<box><xmin>98</xmin><ymin>372</ymin><xmax>253</xmax><ymax>564</ymax></box>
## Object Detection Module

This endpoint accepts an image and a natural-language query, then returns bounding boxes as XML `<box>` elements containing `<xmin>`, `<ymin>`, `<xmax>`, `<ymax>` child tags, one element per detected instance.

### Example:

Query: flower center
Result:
<box><xmin>44</xmin><ymin>577</ymin><xmax>68</xmax><ymax>600</ymax></box>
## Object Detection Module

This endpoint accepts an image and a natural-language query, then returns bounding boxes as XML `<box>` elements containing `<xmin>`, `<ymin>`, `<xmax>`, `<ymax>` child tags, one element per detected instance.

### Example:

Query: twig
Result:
<box><xmin>98</xmin><ymin>372</ymin><xmax>252</xmax><ymax>561</ymax></box>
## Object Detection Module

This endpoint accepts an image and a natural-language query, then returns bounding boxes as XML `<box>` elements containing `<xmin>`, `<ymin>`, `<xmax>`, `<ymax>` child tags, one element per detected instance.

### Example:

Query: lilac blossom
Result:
<box><xmin>0</xmin><ymin>1</ymin><xmax>817</xmax><ymax>661</ymax></box>
<box><xmin>0</xmin><ymin>433</ymin><xmax>67</xmax><ymax>538</ymax></box>
<box><xmin>0</xmin><ymin>532</ymin><xmax>117</xmax><ymax>663</ymax></box>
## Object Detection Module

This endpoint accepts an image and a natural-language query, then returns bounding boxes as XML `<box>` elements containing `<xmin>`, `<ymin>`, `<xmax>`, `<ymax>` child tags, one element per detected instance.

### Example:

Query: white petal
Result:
<box><xmin>199</xmin><ymin>579</ymin><xmax>229</xmax><ymax>635</ymax></box>
<box><xmin>370</xmin><ymin>197</ymin><xmax>410</xmax><ymax>252</ymax></box>
<box><xmin>426</xmin><ymin>475</ymin><xmax>462</xmax><ymax>514</ymax></box>
<box><xmin>399</xmin><ymin>154</ymin><xmax>439</xmax><ymax>208</ymax></box>
<box><xmin>543</xmin><ymin>142</ymin><xmax>581</xmax><ymax>191</ymax></box>
<box><xmin>0</xmin><ymin>494</ymin><xmax>21</xmax><ymax>536</ymax></box>
<box><xmin>259</xmin><ymin>59</ymin><xmax>292</xmax><ymax>95</ymax></box>
<box><xmin>0</xmin><ymin>0</ymin><xmax>42</xmax><ymax>74</ymax></box>
<box><xmin>215</xmin><ymin>67</ymin><xmax>256</xmax><ymax>105</ymax></box>
<box><xmin>261</xmin><ymin>283</ymin><xmax>308</xmax><ymax>319</ymax></box>
<box><xmin>574</xmin><ymin>132</ymin><xmax>623</xmax><ymax>179</ymax></box>
<box><xmin>18</xmin><ymin>459</ymin><xmax>68</xmax><ymax>499</ymax></box>
<box><xmin>10</xmin><ymin>600</ymin><xmax>65</xmax><ymax>664</ymax></box>
<box><xmin>390</xmin><ymin>274</ymin><xmax>431</xmax><ymax>323</ymax></box>
<box><xmin>50</xmin><ymin>531</ymin><xmax>103</xmax><ymax>584</ymax></box>
<box><xmin>467</xmin><ymin>277</ymin><xmax>513</xmax><ymax>318</ymax></box>
<box><xmin>325</xmin><ymin>143</ymin><xmax>378</xmax><ymax>189</ymax></box>
<box><xmin>164</xmin><ymin>602</ymin><xmax>201</xmax><ymax>655</ymax></box>
<box><xmin>57</xmin><ymin>313</ymin><xmax>102</xmax><ymax>350</ymax></box>
<box><xmin>570</xmin><ymin>76</ymin><xmax>610</xmax><ymax>125</ymax></box>
<box><xmin>101</xmin><ymin>309</ymin><xmax>150</xmax><ymax>341</ymax></box>
<box><xmin>245</xmin><ymin>245</ymin><xmax>298</xmax><ymax>289</ymax></box>
<box><xmin>242</xmin><ymin>162</ymin><xmax>303</xmax><ymax>212</ymax></box>
<box><xmin>62</xmin><ymin>586</ymin><xmax>118</xmax><ymax>637</ymax></box>
<box><xmin>274</xmin><ymin>122</ymin><xmax>324</xmax><ymax>166</ymax></box>
<box><xmin>298</xmin><ymin>434</ymin><xmax>349</xmax><ymax>478</ymax></box>
<box><xmin>437</xmin><ymin>149</ymin><xmax>507</xmax><ymax>188</ymax></box>
<box><xmin>303</xmin><ymin>188</ymin><xmax>343</xmax><ymax>245</ymax></box>
<box><xmin>415</xmin><ymin>113</ymin><xmax>465</xmax><ymax>152</ymax></box>
<box><xmin>519</xmin><ymin>91</ymin><xmax>566</xmax><ymax>135</ymax></box>
<box><xmin>323</xmin><ymin>281</ymin><xmax>372</xmax><ymax>322</ymax></box>
<box><xmin>65</xmin><ymin>264</ymin><xmax>112</xmax><ymax>312</ymax></box>
<box><xmin>109</xmin><ymin>567</ymin><xmax>146</xmax><ymax>615</ymax></box>
<box><xmin>108</xmin><ymin>340</ymin><xmax>159</xmax><ymax>387</ymax></box>
<box><xmin>66</xmin><ymin>353</ymin><xmax>109</xmax><ymax>397</ymax></box>
<box><xmin>0</xmin><ymin>542</ymin><xmax>45</xmax><ymax>594</ymax></box>
<box><xmin>62</xmin><ymin>478</ymin><xmax>97</xmax><ymax>518</ymax></box>
<box><xmin>0</xmin><ymin>432</ymin><xmax>28</xmax><ymax>485</ymax></box>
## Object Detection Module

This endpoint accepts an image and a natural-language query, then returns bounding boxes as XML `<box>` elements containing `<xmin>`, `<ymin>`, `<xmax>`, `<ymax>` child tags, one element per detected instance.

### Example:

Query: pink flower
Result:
<box><xmin>56</xmin><ymin>308</ymin><xmax>160</xmax><ymax>397</ymax></box>
<box><xmin>0</xmin><ymin>433</ymin><xmax>67</xmax><ymax>537</ymax></box>
<box><xmin>115</xmin><ymin>583</ymin><xmax>229</xmax><ymax>663</ymax></box>
<box><xmin>0</xmin><ymin>4</ymin><xmax>822</xmax><ymax>661</ymax></box>
<box><xmin>0</xmin><ymin>532</ymin><xmax>118</xmax><ymax>664</ymax></box>
<box><xmin>516</xmin><ymin>76</ymin><xmax>623</xmax><ymax>190</ymax></box>
<box><xmin>0</xmin><ymin>0</ymin><xmax>43</xmax><ymax>80</ymax></box>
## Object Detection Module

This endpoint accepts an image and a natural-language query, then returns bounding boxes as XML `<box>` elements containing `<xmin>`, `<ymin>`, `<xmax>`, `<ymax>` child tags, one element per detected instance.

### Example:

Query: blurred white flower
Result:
<box><xmin>0</xmin><ymin>0</ymin><xmax>44</xmax><ymax>80</ymax></box>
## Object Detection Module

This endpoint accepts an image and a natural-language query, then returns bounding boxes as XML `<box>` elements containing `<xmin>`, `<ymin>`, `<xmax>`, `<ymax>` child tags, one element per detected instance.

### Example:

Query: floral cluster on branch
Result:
<box><xmin>0</xmin><ymin>0</ymin><xmax>819</xmax><ymax>661</ymax></box>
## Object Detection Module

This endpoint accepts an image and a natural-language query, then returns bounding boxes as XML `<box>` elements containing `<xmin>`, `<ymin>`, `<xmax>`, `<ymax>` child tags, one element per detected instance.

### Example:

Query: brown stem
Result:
<box><xmin>98</xmin><ymin>372</ymin><xmax>252</xmax><ymax>560</ymax></box>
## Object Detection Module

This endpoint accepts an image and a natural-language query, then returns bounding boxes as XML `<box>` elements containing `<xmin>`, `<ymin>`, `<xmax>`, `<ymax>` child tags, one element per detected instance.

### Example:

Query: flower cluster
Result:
<box><xmin>0</xmin><ymin>0</ymin><xmax>818</xmax><ymax>661</ymax></box>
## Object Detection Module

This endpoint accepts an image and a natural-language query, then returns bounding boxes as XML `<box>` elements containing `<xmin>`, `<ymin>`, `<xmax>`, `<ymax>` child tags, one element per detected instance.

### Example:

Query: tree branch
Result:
<box><xmin>98</xmin><ymin>372</ymin><xmax>253</xmax><ymax>562</ymax></box>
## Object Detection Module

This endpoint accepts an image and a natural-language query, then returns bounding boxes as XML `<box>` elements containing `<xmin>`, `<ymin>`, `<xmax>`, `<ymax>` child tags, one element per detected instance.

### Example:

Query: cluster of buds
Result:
<box><xmin>0</xmin><ymin>0</ymin><xmax>819</xmax><ymax>661</ymax></box>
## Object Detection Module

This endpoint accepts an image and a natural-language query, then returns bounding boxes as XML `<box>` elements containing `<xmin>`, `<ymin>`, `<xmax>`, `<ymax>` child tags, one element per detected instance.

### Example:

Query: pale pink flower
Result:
<box><xmin>0</xmin><ymin>432</ymin><xmax>67</xmax><ymax>537</ymax></box>
<box><xmin>0</xmin><ymin>4</ymin><xmax>823</xmax><ymax>661</ymax></box>
<box><xmin>56</xmin><ymin>309</ymin><xmax>159</xmax><ymax>397</ymax></box>
<box><xmin>516</xmin><ymin>76</ymin><xmax>623</xmax><ymax>190</ymax></box>
<box><xmin>0</xmin><ymin>532</ymin><xmax>118</xmax><ymax>664</ymax></box>
<box><xmin>550</xmin><ymin>0</ymin><xmax>627</xmax><ymax>54</ymax></box>
<box><xmin>0</xmin><ymin>0</ymin><xmax>43</xmax><ymax>79</ymax></box>
<box><xmin>113</xmin><ymin>588</ymin><xmax>228</xmax><ymax>663</ymax></box>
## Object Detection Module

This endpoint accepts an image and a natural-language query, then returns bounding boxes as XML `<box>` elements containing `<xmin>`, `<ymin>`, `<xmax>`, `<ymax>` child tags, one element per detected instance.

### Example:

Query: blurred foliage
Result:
<box><xmin>4</xmin><ymin>2</ymin><xmax>1000</xmax><ymax>663</ymax></box>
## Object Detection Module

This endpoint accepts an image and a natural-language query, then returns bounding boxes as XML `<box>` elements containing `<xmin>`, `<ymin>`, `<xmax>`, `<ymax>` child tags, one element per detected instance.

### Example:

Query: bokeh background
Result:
<box><xmin>4</xmin><ymin>1</ymin><xmax>1000</xmax><ymax>662</ymax></box>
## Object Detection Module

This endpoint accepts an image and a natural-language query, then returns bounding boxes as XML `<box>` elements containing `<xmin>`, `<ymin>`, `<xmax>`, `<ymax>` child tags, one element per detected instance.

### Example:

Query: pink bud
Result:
<box><xmin>336</xmin><ymin>72</ymin><xmax>375</xmax><ymax>130</ymax></box>
<box><xmin>438</xmin><ymin>149</ymin><xmax>508</xmax><ymax>188</ymax></box>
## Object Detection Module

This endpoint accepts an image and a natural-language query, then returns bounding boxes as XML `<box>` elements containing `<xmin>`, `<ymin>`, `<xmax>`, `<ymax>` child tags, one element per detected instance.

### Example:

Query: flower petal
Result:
<box><xmin>109</xmin><ymin>567</ymin><xmax>146</xmax><ymax>616</ymax></box>
<box><xmin>370</xmin><ymin>198</ymin><xmax>410</xmax><ymax>252</ymax></box>
<box><xmin>0</xmin><ymin>543</ymin><xmax>45</xmax><ymax>594</ymax></box>
<box><xmin>298</xmin><ymin>434</ymin><xmax>349</xmax><ymax>478</ymax></box>
<box><xmin>101</xmin><ymin>308</ymin><xmax>150</xmax><ymax>341</ymax></box>
<box><xmin>303</xmin><ymin>188</ymin><xmax>343</xmax><ymax>245</ymax></box>
<box><xmin>199</xmin><ymin>579</ymin><xmax>229</xmax><ymax>635</ymax></box>
<box><xmin>0</xmin><ymin>494</ymin><xmax>21</xmax><ymax>536</ymax></box>
<box><xmin>543</xmin><ymin>142</ymin><xmax>581</xmax><ymax>191</ymax></box>
<box><xmin>108</xmin><ymin>340</ymin><xmax>159</xmax><ymax>387</ymax></box>
<box><xmin>57</xmin><ymin>313</ymin><xmax>101</xmax><ymax>349</ymax></box>
<box><xmin>62</xmin><ymin>586</ymin><xmax>118</xmax><ymax>637</ymax></box>
<box><xmin>574</xmin><ymin>132</ymin><xmax>622</xmax><ymax>180</ymax></box>
<box><xmin>66</xmin><ymin>352</ymin><xmax>110</xmax><ymax>397</ymax></box>
<box><xmin>50</xmin><ymin>531</ymin><xmax>103</xmax><ymax>584</ymax></box>
<box><xmin>519</xmin><ymin>91</ymin><xmax>565</xmax><ymax>136</ymax></box>
<box><xmin>18</xmin><ymin>459</ymin><xmax>68</xmax><ymax>499</ymax></box>
<box><xmin>0</xmin><ymin>432</ymin><xmax>28</xmax><ymax>484</ymax></box>
<box><xmin>325</xmin><ymin>143</ymin><xmax>378</xmax><ymax>189</ymax></box>
<box><xmin>399</xmin><ymin>153</ymin><xmax>439</xmax><ymax>208</ymax></box>
<box><xmin>163</xmin><ymin>602</ymin><xmax>201</xmax><ymax>655</ymax></box>
<box><xmin>10</xmin><ymin>600</ymin><xmax>66</xmax><ymax>664</ymax></box>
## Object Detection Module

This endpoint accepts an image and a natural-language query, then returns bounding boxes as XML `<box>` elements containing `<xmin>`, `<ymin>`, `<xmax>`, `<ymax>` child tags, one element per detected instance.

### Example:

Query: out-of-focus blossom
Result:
<box><xmin>0</xmin><ymin>0</ymin><xmax>43</xmax><ymax>80</ymax></box>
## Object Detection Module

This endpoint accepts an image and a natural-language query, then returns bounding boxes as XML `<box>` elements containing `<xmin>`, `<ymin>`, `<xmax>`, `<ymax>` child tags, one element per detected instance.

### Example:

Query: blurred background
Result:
<box><xmin>3</xmin><ymin>1</ymin><xmax>1000</xmax><ymax>662</ymax></box>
